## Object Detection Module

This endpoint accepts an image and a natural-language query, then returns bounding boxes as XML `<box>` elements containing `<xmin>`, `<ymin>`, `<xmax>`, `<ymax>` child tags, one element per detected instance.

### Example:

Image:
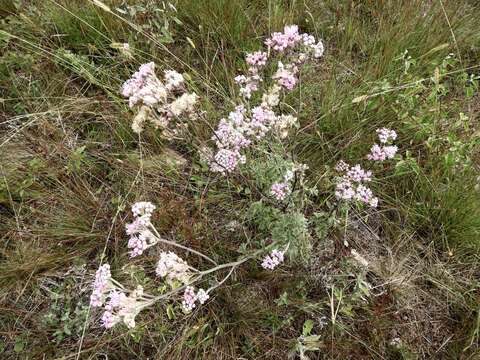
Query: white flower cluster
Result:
<box><xmin>156</xmin><ymin>251</ymin><xmax>191</xmax><ymax>285</ymax></box>
<box><xmin>89</xmin><ymin>264</ymin><xmax>150</xmax><ymax>329</ymax></box>
<box><xmin>182</xmin><ymin>286</ymin><xmax>210</xmax><ymax>312</ymax></box>
<box><xmin>121</xmin><ymin>62</ymin><xmax>198</xmax><ymax>134</ymax></box>
<box><xmin>101</xmin><ymin>286</ymin><xmax>148</xmax><ymax>329</ymax></box>
<box><xmin>131</xmin><ymin>201</ymin><xmax>156</xmax><ymax>217</ymax></box>
<box><xmin>367</xmin><ymin>128</ymin><xmax>398</xmax><ymax>161</ymax></box>
<box><xmin>126</xmin><ymin>202</ymin><xmax>157</xmax><ymax>258</ymax></box>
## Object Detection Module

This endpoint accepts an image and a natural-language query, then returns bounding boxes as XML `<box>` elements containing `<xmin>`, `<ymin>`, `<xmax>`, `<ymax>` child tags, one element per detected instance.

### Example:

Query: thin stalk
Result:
<box><xmin>149</xmin><ymin>224</ymin><xmax>217</xmax><ymax>265</ymax></box>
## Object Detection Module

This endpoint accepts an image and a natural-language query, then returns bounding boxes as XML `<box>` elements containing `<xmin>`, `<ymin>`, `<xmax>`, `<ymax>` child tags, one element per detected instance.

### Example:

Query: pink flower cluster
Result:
<box><xmin>89</xmin><ymin>264</ymin><xmax>149</xmax><ymax>329</ymax></box>
<box><xmin>210</xmin><ymin>148</ymin><xmax>246</xmax><ymax>174</ymax></box>
<box><xmin>270</xmin><ymin>169</ymin><xmax>294</xmax><ymax>201</ymax></box>
<box><xmin>90</xmin><ymin>264</ymin><xmax>112</xmax><ymax>307</ymax></box>
<box><xmin>125</xmin><ymin>202</ymin><xmax>157</xmax><ymax>258</ymax></box>
<box><xmin>235</xmin><ymin>74</ymin><xmax>261</xmax><ymax>99</ymax></box>
<box><xmin>209</xmin><ymin>104</ymin><xmax>295</xmax><ymax>174</ymax></box>
<box><xmin>367</xmin><ymin>128</ymin><xmax>398</xmax><ymax>161</ymax></box>
<box><xmin>265</xmin><ymin>25</ymin><xmax>302</xmax><ymax>51</ymax></box>
<box><xmin>90</xmin><ymin>198</ymin><xmax>224</xmax><ymax>328</ymax></box>
<box><xmin>263</xmin><ymin>26</ymin><xmax>324</xmax><ymax>89</ymax></box>
<box><xmin>377</xmin><ymin>128</ymin><xmax>397</xmax><ymax>144</ymax></box>
<box><xmin>265</xmin><ymin>25</ymin><xmax>324</xmax><ymax>58</ymax></box>
<box><xmin>182</xmin><ymin>286</ymin><xmax>210</xmax><ymax>312</ymax></box>
<box><xmin>261</xmin><ymin>249</ymin><xmax>285</xmax><ymax>270</ymax></box>
<box><xmin>246</xmin><ymin>51</ymin><xmax>268</xmax><ymax>67</ymax></box>
<box><xmin>270</xmin><ymin>164</ymin><xmax>308</xmax><ymax>201</ymax></box>
<box><xmin>335</xmin><ymin>128</ymin><xmax>399</xmax><ymax>207</ymax></box>
<box><xmin>235</xmin><ymin>51</ymin><xmax>268</xmax><ymax>99</ymax></box>
<box><xmin>270</xmin><ymin>182</ymin><xmax>290</xmax><ymax>201</ymax></box>
<box><xmin>273</xmin><ymin>61</ymin><xmax>298</xmax><ymax>90</ymax></box>
<box><xmin>208</xmin><ymin>25</ymin><xmax>324</xmax><ymax>174</ymax></box>
<box><xmin>367</xmin><ymin>144</ymin><xmax>398</xmax><ymax>161</ymax></box>
<box><xmin>335</xmin><ymin>162</ymin><xmax>378</xmax><ymax>208</ymax></box>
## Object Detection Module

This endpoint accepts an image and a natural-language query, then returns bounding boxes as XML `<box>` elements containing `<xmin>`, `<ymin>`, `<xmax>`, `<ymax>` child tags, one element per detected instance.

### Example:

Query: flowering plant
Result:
<box><xmin>90</xmin><ymin>201</ymin><xmax>288</xmax><ymax>329</ymax></box>
<box><xmin>206</xmin><ymin>24</ymin><xmax>324</xmax><ymax>174</ymax></box>
<box><xmin>88</xmin><ymin>25</ymin><xmax>400</xmax><ymax>330</ymax></box>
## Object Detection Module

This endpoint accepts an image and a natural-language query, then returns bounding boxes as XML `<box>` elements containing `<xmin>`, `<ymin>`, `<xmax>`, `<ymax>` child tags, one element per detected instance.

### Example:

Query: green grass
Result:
<box><xmin>1</xmin><ymin>0</ymin><xmax>480</xmax><ymax>358</ymax></box>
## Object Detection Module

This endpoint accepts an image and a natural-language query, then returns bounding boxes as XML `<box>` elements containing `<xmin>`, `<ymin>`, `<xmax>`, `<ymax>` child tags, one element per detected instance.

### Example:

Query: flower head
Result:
<box><xmin>246</xmin><ymin>51</ymin><xmax>268</xmax><ymax>68</ymax></box>
<box><xmin>131</xmin><ymin>201</ymin><xmax>156</xmax><ymax>218</ymax></box>
<box><xmin>182</xmin><ymin>286</ymin><xmax>197</xmax><ymax>312</ymax></box>
<box><xmin>121</xmin><ymin>62</ymin><xmax>167</xmax><ymax>108</ymax></box>
<box><xmin>164</xmin><ymin>70</ymin><xmax>184</xmax><ymax>90</ymax></box>
<box><xmin>265</xmin><ymin>25</ymin><xmax>302</xmax><ymax>52</ymax></box>
<box><xmin>101</xmin><ymin>286</ymin><xmax>147</xmax><ymax>329</ymax></box>
<box><xmin>347</xmin><ymin>164</ymin><xmax>372</xmax><ymax>182</ymax></box>
<box><xmin>335</xmin><ymin>160</ymin><xmax>350</xmax><ymax>172</ymax></box>
<box><xmin>169</xmin><ymin>93</ymin><xmax>198</xmax><ymax>117</ymax></box>
<box><xmin>90</xmin><ymin>264</ymin><xmax>112</xmax><ymax>307</ymax></box>
<box><xmin>156</xmin><ymin>252</ymin><xmax>191</xmax><ymax>284</ymax></box>
<box><xmin>335</xmin><ymin>179</ymin><xmax>356</xmax><ymax>200</ymax></box>
<box><xmin>273</xmin><ymin>61</ymin><xmax>298</xmax><ymax>90</ymax></box>
<box><xmin>210</xmin><ymin>149</ymin><xmax>245</xmax><ymax>174</ymax></box>
<box><xmin>127</xmin><ymin>234</ymin><xmax>148</xmax><ymax>257</ymax></box>
<box><xmin>101</xmin><ymin>311</ymin><xmax>119</xmax><ymax>329</ymax></box>
<box><xmin>196</xmin><ymin>289</ymin><xmax>210</xmax><ymax>304</ymax></box>
<box><xmin>261</xmin><ymin>249</ymin><xmax>285</xmax><ymax>270</ymax></box>
<box><xmin>376</xmin><ymin>128</ymin><xmax>397</xmax><ymax>144</ymax></box>
<box><xmin>270</xmin><ymin>182</ymin><xmax>290</xmax><ymax>201</ymax></box>
<box><xmin>367</xmin><ymin>144</ymin><xmax>398</xmax><ymax>161</ymax></box>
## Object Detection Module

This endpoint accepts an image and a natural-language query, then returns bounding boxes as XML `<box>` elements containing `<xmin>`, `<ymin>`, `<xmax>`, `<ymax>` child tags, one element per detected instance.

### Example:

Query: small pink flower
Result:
<box><xmin>101</xmin><ymin>311</ymin><xmax>119</xmax><ymax>329</ymax></box>
<box><xmin>367</xmin><ymin>144</ymin><xmax>386</xmax><ymax>161</ymax></box>
<box><xmin>347</xmin><ymin>164</ymin><xmax>372</xmax><ymax>182</ymax></box>
<box><xmin>246</xmin><ymin>51</ymin><xmax>268</xmax><ymax>67</ymax></box>
<box><xmin>127</xmin><ymin>235</ymin><xmax>148</xmax><ymax>257</ymax></box>
<box><xmin>90</xmin><ymin>264</ymin><xmax>112</xmax><ymax>307</ymax></box>
<box><xmin>367</xmin><ymin>144</ymin><xmax>398</xmax><ymax>161</ymax></box>
<box><xmin>210</xmin><ymin>149</ymin><xmax>245</xmax><ymax>174</ymax></box>
<box><xmin>355</xmin><ymin>184</ymin><xmax>375</xmax><ymax>204</ymax></box>
<box><xmin>383</xmin><ymin>145</ymin><xmax>398</xmax><ymax>159</ymax></box>
<box><xmin>182</xmin><ymin>286</ymin><xmax>197</xmax><ymax>312</ymax></box>
<box><xmin>270</xmin><ymin>182</ymin><xmax>290</xmax><ymax>201</ymax></box>
<box><xmin>273</xmin><ymin>62</ymin><xmax>298</xmax><ymax>90</ymax></box>
<box><xmin>261</xmin><ymin>249</ymin><xmax>285</xmax><ymax>270</ymax></box>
